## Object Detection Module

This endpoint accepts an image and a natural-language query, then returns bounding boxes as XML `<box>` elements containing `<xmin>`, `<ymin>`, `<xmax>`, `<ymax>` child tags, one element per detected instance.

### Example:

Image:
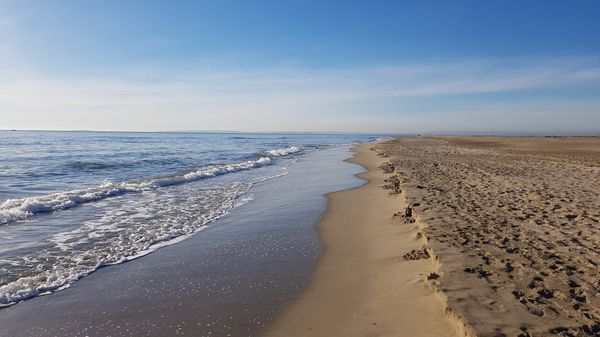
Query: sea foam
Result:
<box><xmin>0</xmin><ymin>179</ymin><xmax>259</xmax><ymax>307</ymax></box>
<box><xmin>0</xmin><ymin>146</ymin><xmax>301</xmax><ymax>226</ymax></box>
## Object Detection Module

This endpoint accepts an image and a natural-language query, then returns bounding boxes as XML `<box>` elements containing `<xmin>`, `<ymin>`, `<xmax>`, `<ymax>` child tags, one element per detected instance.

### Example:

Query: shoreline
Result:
<box><xmin>0</xmin><ymin>145</ymin><xmax>366</xmax><ymax>337</ymax></box>
<box><xmin>262</xmin><ymin>143</ymin><xmax>468</xmax><ymax>337</ymax></box>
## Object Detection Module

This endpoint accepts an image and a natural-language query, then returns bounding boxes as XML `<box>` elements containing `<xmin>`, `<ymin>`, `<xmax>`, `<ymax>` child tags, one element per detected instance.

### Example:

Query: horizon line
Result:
<box><xmin>1</xmin><ymin>128</ymin><xmax>599</xmax><ymax>137</ymax></box>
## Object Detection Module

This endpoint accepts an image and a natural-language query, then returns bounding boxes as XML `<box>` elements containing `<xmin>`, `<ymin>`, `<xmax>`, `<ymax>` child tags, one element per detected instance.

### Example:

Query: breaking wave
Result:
<box><xmin>0</xmin><ymin>146</ymin><xmax>302</xmax><ymax>226</ymax></box>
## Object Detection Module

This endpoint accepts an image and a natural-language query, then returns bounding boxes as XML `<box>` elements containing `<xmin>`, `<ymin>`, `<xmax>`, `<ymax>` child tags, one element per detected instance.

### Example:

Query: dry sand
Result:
<box><xmin>262</xmin><ymin>144</ymin><xmax>467</xmax><ymax>337</ymax></box>
<box><xmin>376</xmin><ymin>137</ymin><xmax>600</xmax><ymax>337</ymax></box>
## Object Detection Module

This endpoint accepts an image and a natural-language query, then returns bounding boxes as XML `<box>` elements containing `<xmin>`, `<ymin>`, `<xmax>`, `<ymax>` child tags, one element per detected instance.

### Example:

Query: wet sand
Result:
<box><xmin>262</xmin><ymin>144</ymin><xmax>466</xmax><ymax>337</ymax></box>
<box><xmin>375</xmin><ymin>137</ymin><xmax>600</xmax><ymax>336</ymax></box>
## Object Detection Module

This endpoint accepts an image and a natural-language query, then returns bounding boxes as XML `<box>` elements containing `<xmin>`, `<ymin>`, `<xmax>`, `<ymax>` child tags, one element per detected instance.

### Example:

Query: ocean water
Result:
<box><xmin>0</xmin><ymin>131</ymin><xmax>378</xmax><ymax>308</ymax></box>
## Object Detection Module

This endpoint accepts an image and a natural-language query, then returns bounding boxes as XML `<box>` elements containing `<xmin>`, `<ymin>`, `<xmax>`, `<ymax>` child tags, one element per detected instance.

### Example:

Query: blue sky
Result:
<box><xmin>1</xmin><ymin>0</ymin><xmax>599</xmax><ymax>133</ymax></box>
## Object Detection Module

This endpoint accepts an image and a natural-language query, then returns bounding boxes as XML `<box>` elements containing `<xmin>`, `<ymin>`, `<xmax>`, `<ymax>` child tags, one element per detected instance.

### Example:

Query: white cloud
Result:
<box><xmin>1</xmin><ymin>56</ymin><xmax>599</xmax><ymax>133</ymax></box>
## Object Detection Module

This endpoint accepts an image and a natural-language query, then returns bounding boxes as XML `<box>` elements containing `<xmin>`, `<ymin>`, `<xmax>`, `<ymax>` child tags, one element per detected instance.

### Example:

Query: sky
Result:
<box><xmin>1</xmin><ymin>0</ymin><xmax>599</xmax><ymax>134</ymax></box>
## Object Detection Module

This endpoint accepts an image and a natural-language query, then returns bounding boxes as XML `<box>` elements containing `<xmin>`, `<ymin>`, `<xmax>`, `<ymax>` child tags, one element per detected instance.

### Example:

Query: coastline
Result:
<box><xmin>262</xmin><ymin>143</ymin><xmax>468</xmax><ymax>337</ymax></box>
<box><xmin>0</xmin><ymin>145</ymin><xmax>366</xmax><ymax>337</ymax></box>
<box><xmin>5</xmin><ymin>136</ymin><xmax>596</xmax><ymax>336</ymax></box>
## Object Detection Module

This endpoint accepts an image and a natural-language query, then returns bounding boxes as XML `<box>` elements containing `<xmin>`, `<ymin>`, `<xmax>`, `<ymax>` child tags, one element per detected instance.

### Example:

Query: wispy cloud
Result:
<box><xmin>1</xmin><ymin>56</ymin><xmax>599</xmax><ymax>133</ymax></box>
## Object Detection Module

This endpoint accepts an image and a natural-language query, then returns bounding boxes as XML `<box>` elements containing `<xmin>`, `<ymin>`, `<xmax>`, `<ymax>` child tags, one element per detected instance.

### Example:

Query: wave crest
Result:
<box><xmin>0</xmin><ymin>146</ymin><xmax>301</xmax><ymax>226</ymax></box>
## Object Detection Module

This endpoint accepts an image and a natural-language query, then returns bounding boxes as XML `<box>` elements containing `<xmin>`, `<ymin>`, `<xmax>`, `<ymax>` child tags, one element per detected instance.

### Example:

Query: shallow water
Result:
<box><xmin>0</xmin><ymin>144</ymin><xmax>366</xmax><ymax>337</ymax></box>
<box><xmin>0</xmin><ymin>131</ymin><xmax>377</xmax><ymax>308</ymax></box>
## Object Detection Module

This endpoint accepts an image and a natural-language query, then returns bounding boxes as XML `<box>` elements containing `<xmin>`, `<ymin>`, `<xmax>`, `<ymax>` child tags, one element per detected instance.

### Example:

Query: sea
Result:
<box><xmin>0</xmin><ymin>131</ymin><xmax>378</xmax><ymax>311</ymax></box>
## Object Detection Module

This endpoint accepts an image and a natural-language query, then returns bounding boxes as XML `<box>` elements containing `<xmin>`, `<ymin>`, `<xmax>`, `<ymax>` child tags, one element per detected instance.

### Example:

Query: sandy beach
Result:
<box><xmin>2</xmin><ymin>1</ymin><xmax>598</xmax><ymax>336</ymax></box>
<box><xmin>374</xmin><ymin>137</ymin><xmax>600</xmax><ymax>336</ymax></box>
<box><xmin>262</xmin><ymin>144</ymin><xmax>468</xmax><ymax>337</ymax></box>
<box><xmin>2</xmin><ymin>136</ymin><xmax>599</xmax><ymax>337</ymax></box>
<box><xmin>265</xmin><ymin>137</ymin><xmax>600</xmax><ymax>337</ymax></box>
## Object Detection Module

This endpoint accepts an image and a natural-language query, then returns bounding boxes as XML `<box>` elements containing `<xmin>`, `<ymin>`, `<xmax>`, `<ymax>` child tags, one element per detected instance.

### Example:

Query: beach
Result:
<box><xmin>2</xmin><ymin>1</ymin><xmax>598</xmax><ymax>335</ymax></box>
<box><xmin>262</xmin><ymin>143</ymin><xmax>468</xmax><ymax>337</ymax></box>
<box><xmin>371</xmin><ymin>137</ymin><xmax>600</xmax><ymax>336</ymax></box>
<box><xmin>265</xmin><ymin>136</ymin><xmax>600</xmax><ymax>337</ymax></box>
<box><xmin>2</xmin><ymin>135</ymin><xmax>600</xmax><ymax>337</ymax></box>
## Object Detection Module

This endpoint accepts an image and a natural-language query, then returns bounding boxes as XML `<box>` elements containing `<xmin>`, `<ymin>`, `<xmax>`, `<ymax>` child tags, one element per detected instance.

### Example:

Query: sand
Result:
<box><xmin>376</xmin><ymin>137</ymin><xmax>600</xmax><ymax>336</ymax></box>
<box><xmin>262</xmin><ymin>144</ymin><xmax>467</xmax><ymax>337</ymax></box>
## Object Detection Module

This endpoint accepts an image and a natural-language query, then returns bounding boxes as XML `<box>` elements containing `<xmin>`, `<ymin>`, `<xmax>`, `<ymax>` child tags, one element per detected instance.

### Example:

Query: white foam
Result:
<box><xmin>0</xmin><ymin>182</ymin><xmax>247</xmax><ymax>307</ymax></box>
<box><xmin>0</xmin><ymin>147</ymin><xmax>302</xmax><ymax>306</ymax></box>
<box><xmin>263</xmin><ymin>146</ymin><xmax>301</xmax><ymax>157</ymax></box>
<box><xmin>0</xmin><ymin>146</ymin><xmax>302</xmax><ymax>226</ymax></box>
